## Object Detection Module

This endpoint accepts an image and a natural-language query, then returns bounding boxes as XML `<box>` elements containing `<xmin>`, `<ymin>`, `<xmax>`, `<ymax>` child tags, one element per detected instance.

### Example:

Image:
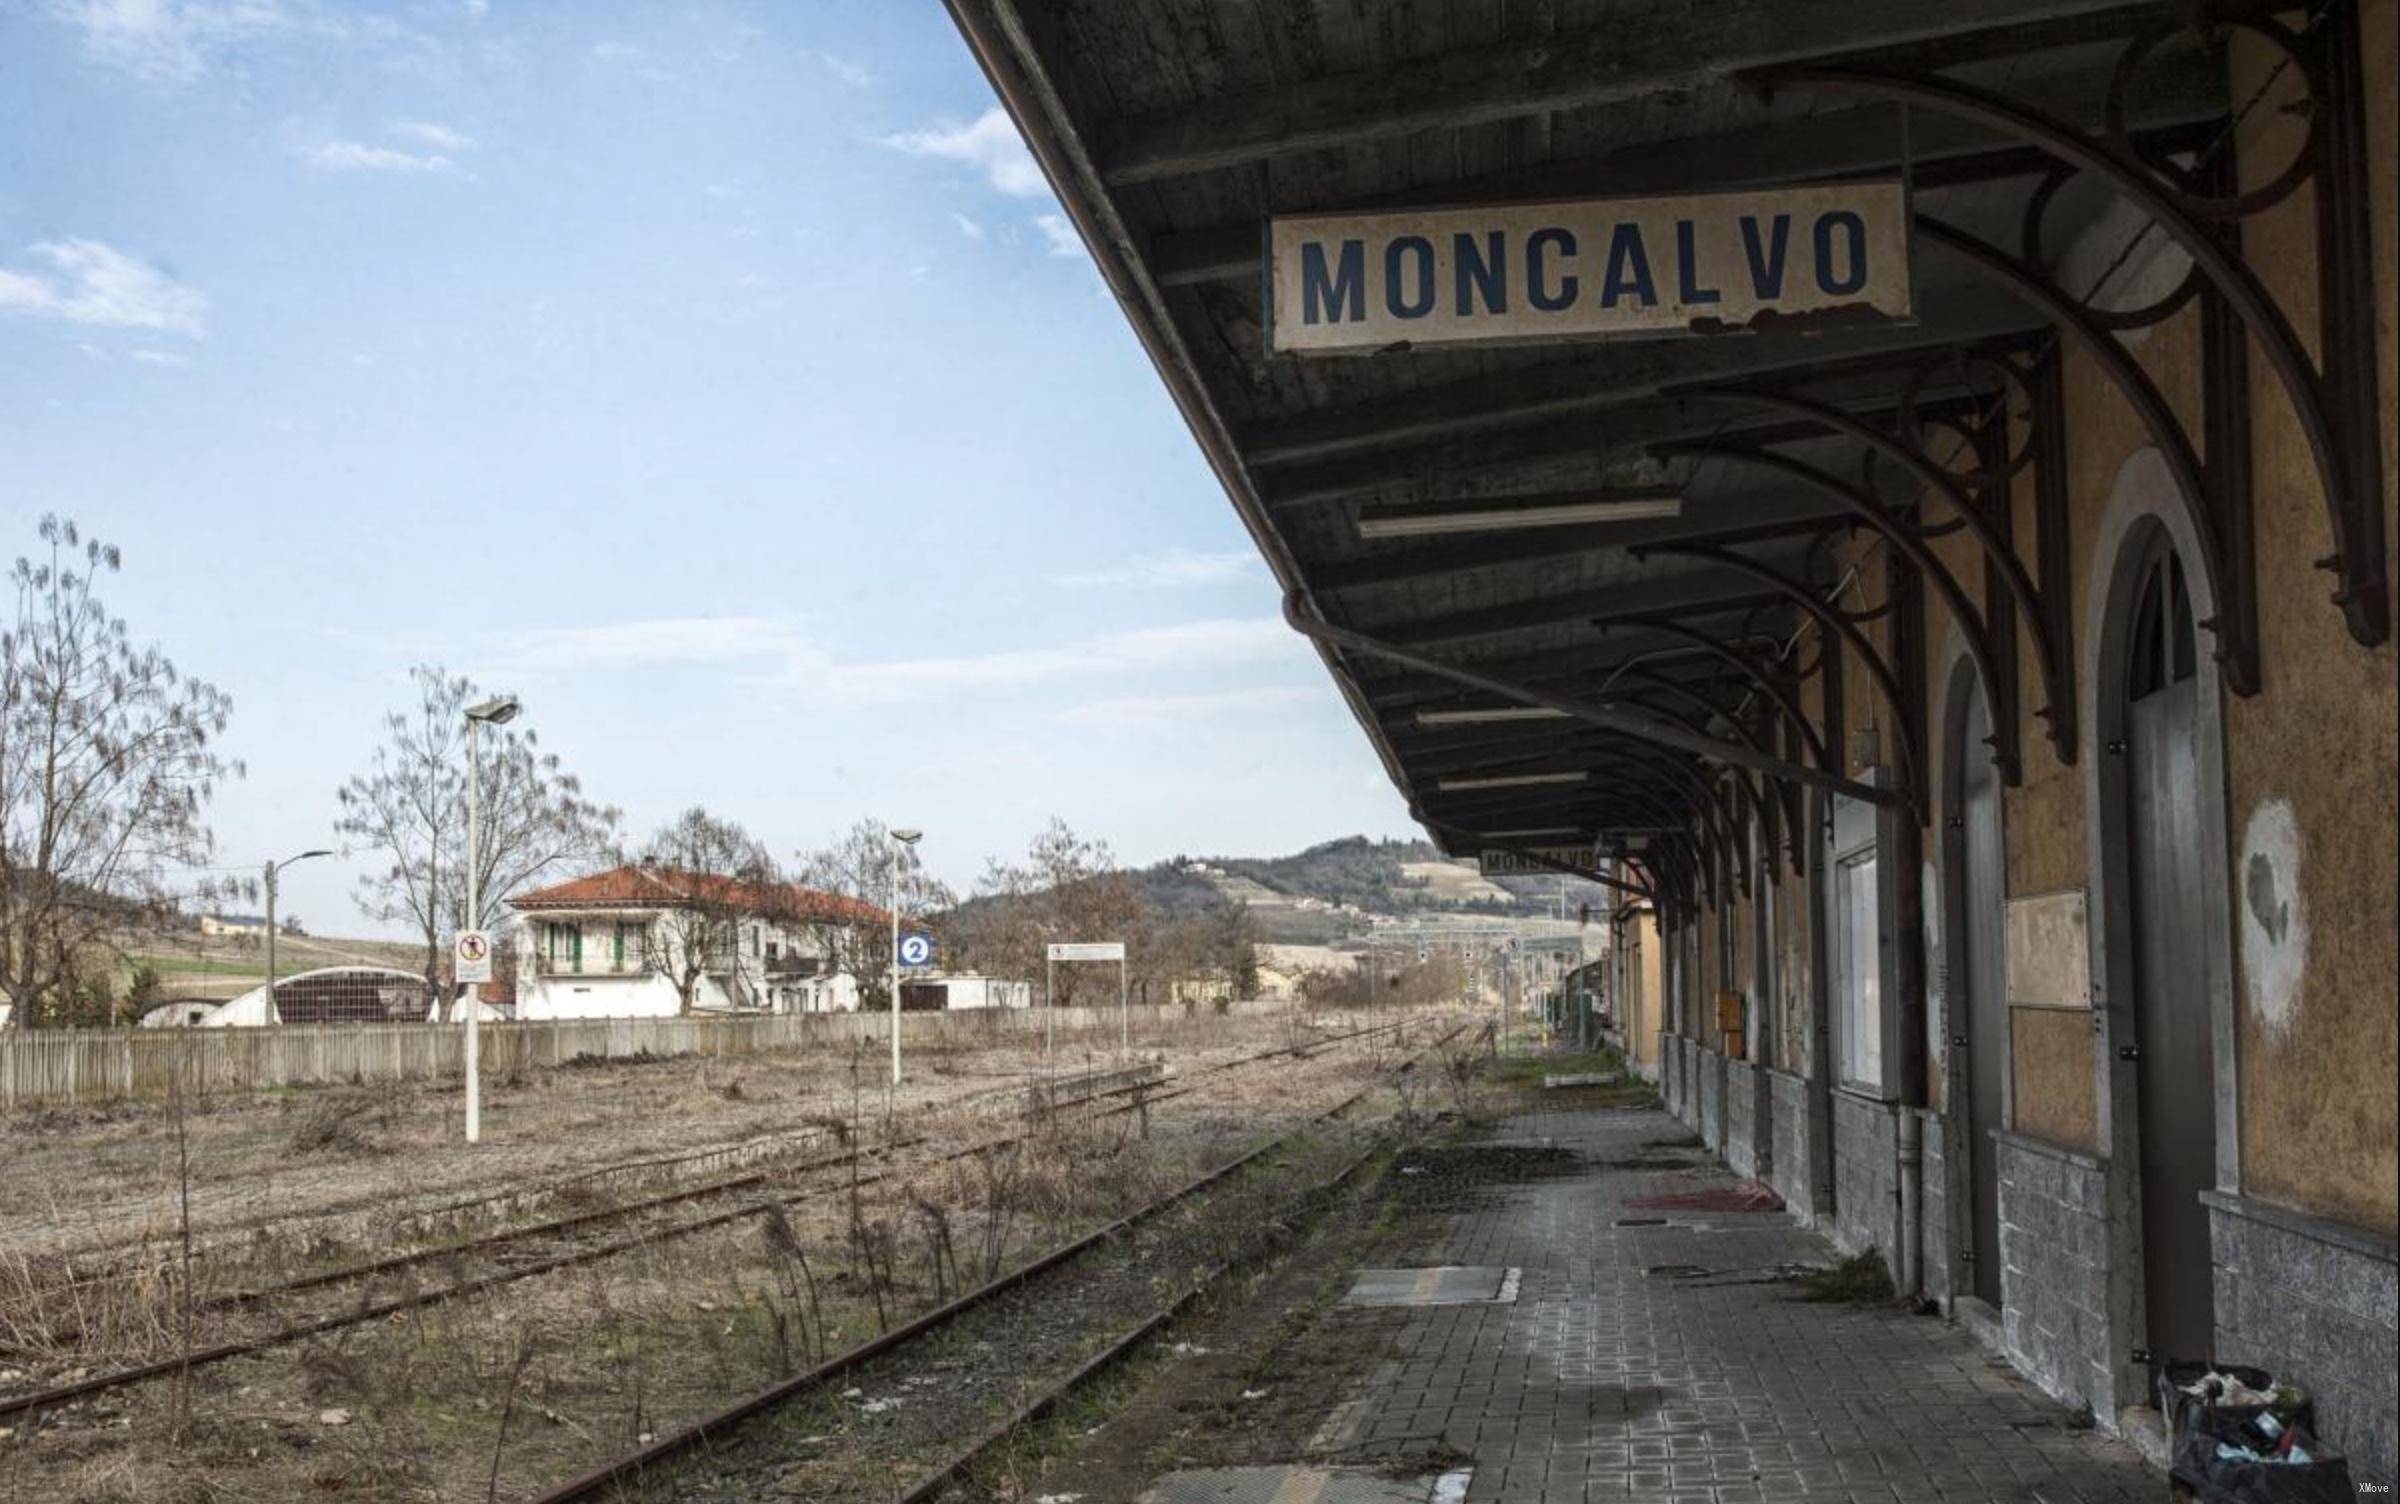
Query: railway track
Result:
<box><xmin>0</xmin><ymin>1017</ymin><xmax>1392</xmax><ymax>1324</ymax></box>
<box><xmin>522</xmin><ymin>1020</ymin><xmax>1463</xmax><ymax>1504</ymax></box>
<box><xmin>0</xmin><ymin>1014</ymin><xmax>1430</xmax><ymax>1425</ymax></box>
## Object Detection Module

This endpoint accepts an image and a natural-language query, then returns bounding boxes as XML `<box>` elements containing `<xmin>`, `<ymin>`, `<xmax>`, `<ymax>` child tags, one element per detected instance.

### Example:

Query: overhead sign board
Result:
<box><xmin>1477</xmin><ymin>848</ymin><xmax>1593</xmax><ymax>877</ymax></box>
<box><xmin>1267</xmin><ymin>180</ymin><xmax>1912</xmax><ymax>355</ymax></box>
<box><xmin>453</xmin><ymin>930</ymin><xmax>493</xmax><ymax>985</ymax></box>
<box><xmin>1046</xmin><ymin>941</ymin><xmax>1126</xmax><ymax>962</ymax></box>
<box><xmin>896</xmin><ymin>932</ymin><xmax>936</xmax><ymax>969</ymax></box>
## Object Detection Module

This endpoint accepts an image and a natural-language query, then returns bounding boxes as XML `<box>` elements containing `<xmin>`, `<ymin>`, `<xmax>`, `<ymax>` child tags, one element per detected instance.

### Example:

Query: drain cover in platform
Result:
<box><xmin>1340</xmin><ymin>1265</ymin><xmax>1519</xmax><ymax>1307</ymax></box>
<box><xmin>1139</xmin><ymin>1465</ymin><xmax>1472</xmax><ymax>1503</ymax></box>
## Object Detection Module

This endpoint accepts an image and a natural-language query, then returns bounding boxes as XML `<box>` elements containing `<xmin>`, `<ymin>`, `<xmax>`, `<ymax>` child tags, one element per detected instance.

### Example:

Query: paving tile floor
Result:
<box><xmin>1316</xmin><ymin>1104</ymin><xmax>2163</xmax><ymax>1504</ymax></box>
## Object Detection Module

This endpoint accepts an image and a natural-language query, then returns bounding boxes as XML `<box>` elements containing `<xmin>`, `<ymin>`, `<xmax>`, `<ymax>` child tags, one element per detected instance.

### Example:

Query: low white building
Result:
<box><xmin>898</xmin><ymin>974</ymin><xmax>1032</xmax><ymax>1011</ymax></box>
<box><xmin>508</xmin><ymin>865</ymin><xmax>888</xmax><ymax>1021</ymax></box>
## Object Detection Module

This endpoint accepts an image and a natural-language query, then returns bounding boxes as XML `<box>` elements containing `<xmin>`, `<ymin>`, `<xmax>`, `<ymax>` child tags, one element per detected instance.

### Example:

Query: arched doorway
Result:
<box><xmin>2119</xmin><ymin>534</ymin><xmax>2216</xmax><ymax>1362</ymax></box>
<box><xmin>1942</xmin><ymin>659</ymin><xmax>2008</xmax><ymax>1308</ymax></box>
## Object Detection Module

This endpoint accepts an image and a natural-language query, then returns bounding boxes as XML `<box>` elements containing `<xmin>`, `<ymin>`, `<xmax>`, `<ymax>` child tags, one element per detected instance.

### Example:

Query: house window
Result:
<box><xmin>1835</xmin><ymin>848</ymin><xmax>1882</xmax><ymax>1092</ymax></box>
<box><xmin>614</xmin><ymin>921</ymin><xmax>643</xmax><ymax>971</ymax></box>
<box><xmin>549</xmin><ymin>922</ymin><xmax>583</xmax><ymax>973</ymax></box>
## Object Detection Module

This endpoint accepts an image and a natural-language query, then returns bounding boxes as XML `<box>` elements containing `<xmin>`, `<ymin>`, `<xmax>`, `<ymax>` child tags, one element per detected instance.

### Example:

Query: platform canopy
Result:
<box><xmin>944</xmin><ymin>0</ymin><xmax>2277</xmax><ymax>899</ymax></box>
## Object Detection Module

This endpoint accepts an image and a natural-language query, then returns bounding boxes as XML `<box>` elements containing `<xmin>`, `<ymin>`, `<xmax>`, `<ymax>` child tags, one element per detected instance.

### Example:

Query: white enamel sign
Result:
<box><xmin>1477</xmin><ymin>848</ymin><xmax>1592</xmax><ymax>877</ymax></box>
<box><xmin>1267</xmin><ymin>180</ymin><xmax>1912</xmax><ymax>355</ymax></box>
<box><xmin>1046</xmin><ymin>941</ymin><xmax>1126</xmax><ymax>962</ymax></box>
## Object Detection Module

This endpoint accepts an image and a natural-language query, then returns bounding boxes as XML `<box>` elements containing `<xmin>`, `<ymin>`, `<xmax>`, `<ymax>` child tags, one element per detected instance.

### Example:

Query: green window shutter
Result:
<box><xmin>613</xmin><ymin>924</ymin><xmax>627</xmax><ymax>969</ymax></box>
<box><xmin>570</xmin><ymin>925</ymin><xmax>583</xmax><ymax>971</ymax></box>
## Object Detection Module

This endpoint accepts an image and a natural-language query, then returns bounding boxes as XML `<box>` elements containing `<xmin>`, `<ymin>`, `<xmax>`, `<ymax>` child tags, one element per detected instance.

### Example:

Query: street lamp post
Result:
<box><xmin>462</xmin><ymin>695</ymin><xmax>521</xmax><ymax>1145</ymax></box>
<box><xmin>888</xmin><ymin>828</ymin><xmax>922</xmax><ymax>1087</ymax></box>
<box><xmin>262</xmin><ymin>849</ymin><xmax>332</xmax><ymax>1019</ymax></box>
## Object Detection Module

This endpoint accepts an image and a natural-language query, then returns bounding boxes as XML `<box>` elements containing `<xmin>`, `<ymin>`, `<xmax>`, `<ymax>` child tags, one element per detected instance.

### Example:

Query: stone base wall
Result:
<box><xmin>1916</xmin><ymin>1107</ymin><xmax>1954</xmax><ymax>1307</ymax></box>
<box><xmin>2206</xmin><ymin>1191</ymin><xmax>2398</xmax><ymax>1487</ymax></box>
<box><xmin>1660</xmin><ymin>1034</ymin><xmax>1683</xmax><ymax>1119</ymax></box>
<box><xmin>1768</xmin><ymin>1068</ymin><xmax>1818</xmax><ymax>1223</ymax></box>
<box><xmin>1995</xmin><ymin>1131</ymin><xmax>2113</xmax><ymax>1417</ymax></box>
<box><xmin>1697</xmin><ymin>1045</ymin><xmax>1725</xmax><ymax>1151</ymax></box>
<box><xmin>1724</xmin><ymin>1058</ymin><xmax>1768</xmax><ymax>1181</ymax></box>
<box><xmin>1831</xmin><ymin>1089</ymin><xmax>1900</xmax><ymax>1261</ymax></box>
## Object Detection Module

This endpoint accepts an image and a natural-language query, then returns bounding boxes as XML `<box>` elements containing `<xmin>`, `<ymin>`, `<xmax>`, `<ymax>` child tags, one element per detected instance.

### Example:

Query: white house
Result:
<box><xmin>508</xmin><ymin>865</ymin><xmax>889</xmax><ymax>1021</ymax></box>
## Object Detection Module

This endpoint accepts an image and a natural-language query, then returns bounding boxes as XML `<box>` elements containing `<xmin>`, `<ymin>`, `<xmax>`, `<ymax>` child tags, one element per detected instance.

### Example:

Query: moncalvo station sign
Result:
<box><xmin>1267</xmin><ymin>181</ymin><xmax>1911</xmax><ymax>355</ymax></box>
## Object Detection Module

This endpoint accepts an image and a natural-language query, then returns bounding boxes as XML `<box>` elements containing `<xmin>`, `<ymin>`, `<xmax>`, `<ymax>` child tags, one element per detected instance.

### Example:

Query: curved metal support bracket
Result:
<box><xmin>1284</xmin><ymin>592</ymin><xmax>1902</xmax><ymax>806</ymax></box>
<box><xmin>1684</xmin><ymin>442</ymin><xmax>2026</xmax><ymax>784</ymax></box>
<box><xmin>1768</xmin><ymin>63</ymin><xmax>2387</xmax><ymax>649</ymax></box>
<box><xmin>1683</xmin><ymin>385</ymin><xmax>2071</xmax><ymax>765</ymax></box>
<box><xmin>1621</xmin><ymin>668</ymin><xmax>1801</xmax><ymax>879</ymax></box>
<box><xmin>1638</xmin><ymin>543</ymin><xmax>1926</xmax><ymax>820</ymax></box>
<box><xmin>1615</xmin><ymin>620</ymin><xmax>1834</xmax><ymax>776</ymax></box>
<box><xmin>1917</xmin><ymin>215</ymin><xmax>2255</xmax><ymax>694</ymax></box>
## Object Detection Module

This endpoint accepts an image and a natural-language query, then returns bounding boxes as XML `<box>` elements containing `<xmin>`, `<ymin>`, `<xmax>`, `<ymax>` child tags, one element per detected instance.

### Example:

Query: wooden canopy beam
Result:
<box><xmin>1095</xmin><ymin>0</ymin><xmax>2171</xmax><ymax>184</ymax></box>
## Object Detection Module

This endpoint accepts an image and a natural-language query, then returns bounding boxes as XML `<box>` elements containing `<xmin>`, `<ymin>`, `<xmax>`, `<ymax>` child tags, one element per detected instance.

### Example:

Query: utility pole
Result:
<box><xmin>888</xmin><ymin>827</ymin><xmax>921</xmax><ymax>1087</ymax></box>
<box><xmin>462</xmin><ymin>695</ymin><xmax>520</xmax><ymax>1145</ymax></box>
<box><xmin>262</xmin><ymin>849</ymin><xmax>331</xmax><ymax>1021</ymax></box>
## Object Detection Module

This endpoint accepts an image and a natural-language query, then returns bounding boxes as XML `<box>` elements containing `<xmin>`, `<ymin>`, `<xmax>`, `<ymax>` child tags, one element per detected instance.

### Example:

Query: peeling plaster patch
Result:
<box><xmin>2238</xmin><ymin>799</ymin><xmax>2308</xmax><ymax>1041</ymax></box>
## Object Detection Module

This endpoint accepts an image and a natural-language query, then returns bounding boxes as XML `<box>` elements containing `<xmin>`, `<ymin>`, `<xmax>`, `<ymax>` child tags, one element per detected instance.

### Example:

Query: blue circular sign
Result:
<box><xmin>897</xmin><ymin>932</ymin><xmax>935</xmax><ymax>968</ymax></box>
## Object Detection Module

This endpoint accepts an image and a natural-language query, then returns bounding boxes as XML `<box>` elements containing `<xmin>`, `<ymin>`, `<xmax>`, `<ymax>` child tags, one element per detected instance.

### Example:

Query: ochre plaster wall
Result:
<box><xmin>2214</xmin><ymin>11</ymin><xmax>2398</xmax><ymax>1234</ymax></box>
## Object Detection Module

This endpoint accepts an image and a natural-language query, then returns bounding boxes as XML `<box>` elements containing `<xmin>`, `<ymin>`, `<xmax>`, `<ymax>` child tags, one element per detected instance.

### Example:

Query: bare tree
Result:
<box><xmin>0</xmin><ymin>517</ymin><xmax>237</xmax><ymax>1027</ymax></box>
<box><xmin>637</xmin><ymin>807</ymin><xmax>775</xmax><ymax>1014</ymax></box>
<box><xmin>952</xmin><ymin>818</ymin><xmax>1143</xmax><ymax>1008</ymax></box>
<box><xmin>336</xmin><ymin>666</ymin><xmax>617</xmax><ymax>996</ymax></box>
<box><xmin>792</xmin><ymin>818</ymin><xmax>955</xmax><ymax>1013</ymax></box>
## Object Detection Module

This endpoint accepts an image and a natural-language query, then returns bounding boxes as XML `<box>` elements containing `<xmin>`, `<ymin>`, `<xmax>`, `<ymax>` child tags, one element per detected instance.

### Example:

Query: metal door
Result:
<box><xmin>2124</xmin><ymin>550</ymin><xmax>2215</xmax><ymax>1361</ymax></box>
<box><xmin>1959</xmin><ymin>689</ymin><xmax>2007</xmax><ymax>1306</ymax></box>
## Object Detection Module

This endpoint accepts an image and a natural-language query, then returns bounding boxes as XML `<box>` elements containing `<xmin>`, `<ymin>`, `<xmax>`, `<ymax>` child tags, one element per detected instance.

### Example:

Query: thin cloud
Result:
<box><xmin>494</xmin><ymin>617</ymin><xmax>816</xmax><ymax>675</ymax></box>
<box><xmin>950</xmin><ymin>213</ymin><xmax>985</xmax><ymax>241</ymax></box>
<box><xmin>390</xmin><ymin>119</ymin><xmax>474</xmax><ymax>152</ymax></box>
<box><xmin>0</xmin><ymin>239</ymin><xmax>208</xmax><ymax>337</ymax></box>
<box><xmin>49</xmin><ymin>0</ymin><xmax>288</xmax><ymax>82</ymax></box>
<box><xmin>130</xmin><ymin>348</ymin><xmax>192</xmax><ymax>366</ymax></box>
<box><xmin>804</xmin><ymin>49</ymin><xmax>873</xmax><ymax>88</ymax></box>
<box><xmin>1050</xmin><ymin>685</ymin><xmax>1317</xmax><ymax>730</ymax></box>
<box><xmin>1050</xmin><ymin>549</ymin><xmax>1261</xmax><ymax>590</ymax></box>
<box><xmin>817</xmin><ymin>618</ymin><xmax>1294</xmax><ymax>705</ymax></box>
<box><xmin>306</xmin><ymin>140</ymin><xmax>455</xmax><ymax>173</ymax></box>
<box><xmin>880</xmin><ymin>107</ymin><xmax>1046</xmax><ymax>198</ymax></box>
<box><xmin>1033</xmin><ymin>213</ymin><xmax>1086</xmax><ymax>259</ymax></box>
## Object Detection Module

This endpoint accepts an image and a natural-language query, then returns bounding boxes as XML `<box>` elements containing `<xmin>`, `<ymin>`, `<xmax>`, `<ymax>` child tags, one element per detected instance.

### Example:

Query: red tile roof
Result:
<box><xmin>508</xmin><ymin>865</ymin><xmax>889</xmax><ymax>925</ymax></box>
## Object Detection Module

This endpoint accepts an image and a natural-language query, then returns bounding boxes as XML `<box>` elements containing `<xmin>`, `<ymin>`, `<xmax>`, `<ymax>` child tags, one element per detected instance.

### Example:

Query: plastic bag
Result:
<box><xmin>2169</xmin><ymin>1406</ymin><xmax>2357</xmax><ymax>1504</ymax></box>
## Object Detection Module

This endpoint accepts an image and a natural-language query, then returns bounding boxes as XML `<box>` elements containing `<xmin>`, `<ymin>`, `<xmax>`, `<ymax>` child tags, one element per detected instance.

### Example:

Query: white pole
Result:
<box><xmin>889</xmin><ymin>838</ymin><xmax>902</xmax><ymax>1088</ymax></box>
<box><xmin>464</xmin><ymin>716</ymin><xmax>481</xmax><ymax>1145</ymax></box>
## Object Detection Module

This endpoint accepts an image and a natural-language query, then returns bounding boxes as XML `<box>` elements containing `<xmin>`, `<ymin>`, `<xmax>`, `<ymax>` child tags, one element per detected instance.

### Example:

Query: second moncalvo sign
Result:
<box><xmin>1266</xmin><ymin>181</ymin><xmax>1911</xmax><ymax>355</ymax></box>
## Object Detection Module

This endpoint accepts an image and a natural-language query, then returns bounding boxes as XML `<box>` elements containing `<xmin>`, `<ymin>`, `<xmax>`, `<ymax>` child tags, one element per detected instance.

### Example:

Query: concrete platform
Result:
<box><xmin>1304</xmin><ymin>1103</ymin><xmax>2161</xmax><ymax>1503</ymax></box>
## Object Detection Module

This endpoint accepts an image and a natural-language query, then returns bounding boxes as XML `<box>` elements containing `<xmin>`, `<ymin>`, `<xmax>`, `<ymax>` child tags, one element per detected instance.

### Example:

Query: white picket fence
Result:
<box><xmin>0</xmin><ymin>1000</ymin><xmax>1288</xmax><ymax>1108</ymax></box>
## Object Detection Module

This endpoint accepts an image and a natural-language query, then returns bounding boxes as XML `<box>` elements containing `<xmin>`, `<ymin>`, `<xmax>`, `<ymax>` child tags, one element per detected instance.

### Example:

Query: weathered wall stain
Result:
<box><xmin>2237</xmin><ymin>798</ymin><xmax>2308</xmax><ymax>1043</ymax></box>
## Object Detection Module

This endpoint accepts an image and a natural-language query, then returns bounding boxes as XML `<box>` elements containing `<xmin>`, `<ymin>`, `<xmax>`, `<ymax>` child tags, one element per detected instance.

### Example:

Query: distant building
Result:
<box><xmin>198</xmin><ymin>913</ymin><xmax>270</xmax><ymax>938</ymax></box>
<box><xmin>899</xmin><ymin>974</ymin><xmax>1032</xmax><ymax>1012</ymax></box>
<box><xmin>508</xmin><ymin>865</ymin><xmax>888</xmax><ymax>1021</ymax></box>
<box><xmin>200</xmin><ymin>967</ymin><xmax>438</xmax><ymax>1026</ymax></box>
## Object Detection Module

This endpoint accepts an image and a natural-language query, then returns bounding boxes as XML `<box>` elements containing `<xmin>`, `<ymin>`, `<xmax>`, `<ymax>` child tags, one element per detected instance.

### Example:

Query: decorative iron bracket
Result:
<box><xmin>1638</xmin><ymin>542</ymin><xmax>1928</xmax><ymax>821</ymax></box>
<box><xmin>1681</xmin><ymin>385</ymin><xmax>2071</xmax><ymax>766</ymax></box>
<box><xmin>1767</xmin><ymin>25</ymin><xmax>2387</xmax><ymax>653</ymax></box>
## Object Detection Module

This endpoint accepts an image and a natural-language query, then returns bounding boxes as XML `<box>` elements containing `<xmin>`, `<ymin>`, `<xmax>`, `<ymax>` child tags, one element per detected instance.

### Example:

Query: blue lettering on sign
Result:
<box><xmin>1739</xmin><ymin>214</ymin><xmax>1792</xmax><ymax>299</ymax></box>
<box><xmin>1453</xmin><ymin>230</ymin><xmax>1507</xmax><ymax>315</ymax></box>
<box><xmin>1385</xmin><ymin>235</ymin><xmax>1436</xmax><ymax>318</ymax></box>
<box><xmin>1814</xmin><ymin>211</ymin><xmax>1867</xmax><ymax>295</ymax></box>
<box><xmin>1674</xmin><ymin>220</ymin><xmax>1720</xmax><ymax>306</ymax></box>
<box><xmin>1300</xmin><ymin>239</ymin><xmax>1365</xmax><ymax>324</ymax></box>
<box><xmin>1599</xmin><ymin>223</ymin><xmax>1656</xmax><ymax>308</ymax></box>
<box><xmin>1527</xmin><ymin>228</ymin><xmax>1578</xmax><ymax>312</ymax></box>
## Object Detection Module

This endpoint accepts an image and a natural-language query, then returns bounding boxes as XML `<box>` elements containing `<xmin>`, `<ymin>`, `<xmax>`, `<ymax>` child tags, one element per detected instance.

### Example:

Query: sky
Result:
<box><xmin>0</xmin><ymin>0</ymin><xmax>1420</xmax><ymax>937</ymax></box>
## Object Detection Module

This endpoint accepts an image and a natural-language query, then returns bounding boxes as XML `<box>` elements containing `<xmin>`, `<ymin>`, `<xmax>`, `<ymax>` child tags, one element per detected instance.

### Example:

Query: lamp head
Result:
<box><xmin>466</xmin><ymin>695</ymin><xmax>522</xmax><ymax>726</ymax></box>
<box><xmin>892</xmin><ymin>828</ymin><xmax>923</xmax><ymax>846</ymax></box>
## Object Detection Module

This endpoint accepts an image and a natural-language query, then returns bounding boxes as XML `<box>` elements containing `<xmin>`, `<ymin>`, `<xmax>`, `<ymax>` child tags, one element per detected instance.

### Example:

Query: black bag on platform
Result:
<box><xmin>2167</xmin><ymin>1406</ymin><xmax>2356</xmax><ymax>1504</ymax></box>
